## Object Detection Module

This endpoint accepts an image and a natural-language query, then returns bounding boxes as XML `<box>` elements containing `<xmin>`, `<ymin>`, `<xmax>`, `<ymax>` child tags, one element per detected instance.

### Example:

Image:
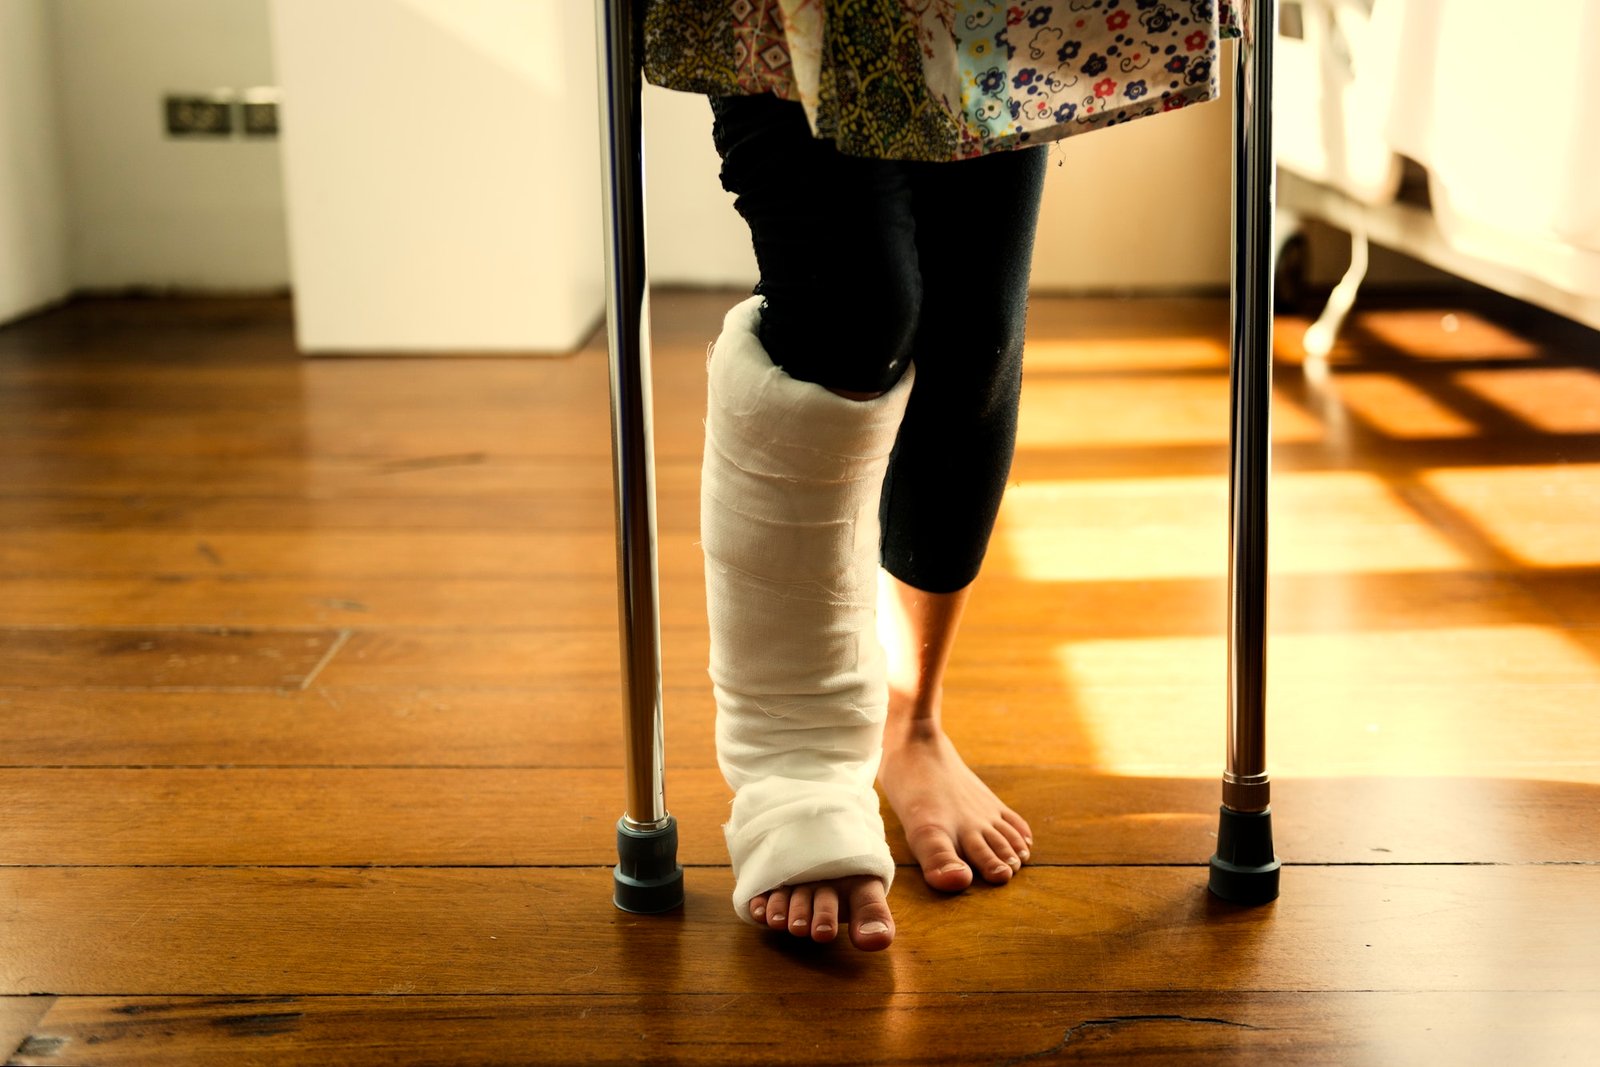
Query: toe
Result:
<box><xmin>985</xmin><ymin>826</ymin><xmax>1023</xmax><ymax>873</ymax></box>
<box><xmin>811</xmin><ymin>885</ymin><xmax>840</xmax><ymax>943</ymax></box>
<box><xmin>996</xmin><ymin>818</ymin><xmax>1030</xmax><ymax>863</ymax></box>
<box><xmin>1002</xmin><ymin>808</ymin><xmax>1034</xmax><ymax>851</ymax></box>
<box><xmin>906</xmin><ymin>824</ymin><xmax>974</xmax><ymax>893</ymax></box>
<box><xmin>962</xmin><ymin>829</ymin><xmax>1013</xmax><ymax>884</ymax></box>
<box><xmin>749</xmin><ymin>892</ymin><xmax>769</xmax><ymax>924</ymax></box>
<box><xmin>846</xmin><ymin>878</ymin><xmax>894</xmax><ymax>951</ymax></box>
<box><xmin>787</xmin><ymin>886</ymin><xmax>813</xmax><ymax>937</ymax></box>
<box><xmin>765</xmin><ymin>887</ymin><xmax>790</xmax><ymax>931</ymax></box>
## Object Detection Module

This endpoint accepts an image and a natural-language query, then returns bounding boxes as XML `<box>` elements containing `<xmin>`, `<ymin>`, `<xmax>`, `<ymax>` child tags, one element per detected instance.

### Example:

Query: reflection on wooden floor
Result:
<box><xmin>1</xmin><ymin>289</ymin><xmax>1598</xmax><ymax>1065</ymax></box>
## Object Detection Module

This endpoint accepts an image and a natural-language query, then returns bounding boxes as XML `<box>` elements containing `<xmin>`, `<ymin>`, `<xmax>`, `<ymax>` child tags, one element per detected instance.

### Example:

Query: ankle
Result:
<box><xmin>882</xmin><ymin>713</ymin><xmax>944</xmax><ymax>751</ymax></box>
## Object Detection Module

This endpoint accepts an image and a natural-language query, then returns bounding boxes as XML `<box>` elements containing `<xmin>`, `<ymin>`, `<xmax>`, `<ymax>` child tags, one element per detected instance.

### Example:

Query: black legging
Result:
<box><xmin>709</xmin><ymin>93</ymin><xmax>1049</xmax><ymax>594</ymax></box>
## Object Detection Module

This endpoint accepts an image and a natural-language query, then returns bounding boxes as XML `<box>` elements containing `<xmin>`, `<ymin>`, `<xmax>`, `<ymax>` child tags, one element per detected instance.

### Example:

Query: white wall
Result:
<box><xmin>642</xmin><ymin>85</ymin><xmax>758</xmax><ymax>288</ymax></box>
<box><xmin>6</xmin><ymin>17</ymin><xmax>1425</xmax><ymax>343</ymax></box>
<box><xmin>0</xmin><ymin>0</ymin><xmax>70</xmax><ymax>323</ymax></box>
<box><xmin>51</xmin><ymin>0</ymin><xmax>289</xmax><ymax>291</ymax></box>
<box><xmin>1034</xmin><ymin>92</ymin><xmax>1234</xmax><ymax>290</ymax></box>
<box><xmin>270</xmin><ymin>0</ymin><xmax>603</xmax><ymax>353</ymax></box>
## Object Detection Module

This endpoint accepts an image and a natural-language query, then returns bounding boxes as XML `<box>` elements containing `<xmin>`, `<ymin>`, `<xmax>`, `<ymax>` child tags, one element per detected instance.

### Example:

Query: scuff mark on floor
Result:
<box><xmin>997</xmin><ymin>1014</ymin><xmax>1263</xmax><ymax>1065</ymax></box>
<box><xmin>14</xmin><ymin>1034</ymin><xmax>68</xmax><ymax>1059</ymax></box>
<box><xmin>209</xmin><ymin>1010</ymin><xmax>305</xmax><ymax>1038</ymax></box>
<box><xmin>377</xmin><ymin>452</ymin><xmax>487</xmax><ymax>473</ymax></box>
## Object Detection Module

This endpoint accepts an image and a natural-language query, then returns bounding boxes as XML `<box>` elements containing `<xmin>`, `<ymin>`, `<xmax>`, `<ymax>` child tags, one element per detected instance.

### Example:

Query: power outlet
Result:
<box><xmin>165</xmin><ymin>93</ymin><xmax>234</xmax><ymax>136</ymax></box>
<box><xmin>240</xmin><ymin>87</ymin><xmax>281</xmax><ymax>137</ymax></box>
<box><xmin>241</xmin><ymin>101</ymin><xmax>278</xmax><ymax>136</ymax></box>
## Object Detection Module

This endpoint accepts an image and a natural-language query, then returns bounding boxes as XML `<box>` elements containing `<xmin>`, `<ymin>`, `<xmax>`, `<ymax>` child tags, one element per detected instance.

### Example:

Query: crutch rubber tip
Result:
<box><xmin>613</xmin><ymin>815</ymin><xmax>685</xmax><ymax>914</ymax></box>
<box><xmin>1208</xmin><ymin>805</ymin><xmax>1280</xmax><ymax>905</ymax></box>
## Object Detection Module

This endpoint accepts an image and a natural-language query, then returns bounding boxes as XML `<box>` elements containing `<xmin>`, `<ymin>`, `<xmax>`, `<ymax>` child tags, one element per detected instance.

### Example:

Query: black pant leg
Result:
<box><xmin>878</xmin><ymin>144</ymin><xmax>1050</xmax><ymax>593</ymax></box>
<box><xmin>709</xmin><ymin>93</ymin><xmax>920</xmax><ymax>395</ymax></box>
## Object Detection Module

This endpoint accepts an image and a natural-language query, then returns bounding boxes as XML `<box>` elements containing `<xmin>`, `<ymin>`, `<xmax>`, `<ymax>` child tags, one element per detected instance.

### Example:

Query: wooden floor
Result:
<box><xmin>2</xmin><ymin>288</ymin><xmax>1598</xmax><ymax>1065</ymax></box>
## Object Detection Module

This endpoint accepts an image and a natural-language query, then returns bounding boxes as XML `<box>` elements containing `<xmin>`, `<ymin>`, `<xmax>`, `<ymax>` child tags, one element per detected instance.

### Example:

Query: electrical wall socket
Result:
<box><xmin>241</xmin><ymin>101</ymin><xmax>278</xmax><ymax>136</ymax></box>
<box><xmin>165</xmin><ymin>93</ymin><xmax>235</xmax><ymax>136</ymax></box>
<box><xmin>240</xmin><ymin>87</ymin><xmax>281</xmax><ymax>137</ymax></box>
<box><xmin>164</xmin><ymin>88</ymin><xmax>281</xmax><ymax>139</ymax></box>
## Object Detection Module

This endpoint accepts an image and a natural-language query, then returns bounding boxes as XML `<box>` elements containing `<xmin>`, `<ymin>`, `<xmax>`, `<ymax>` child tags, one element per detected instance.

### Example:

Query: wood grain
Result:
<box><xmin>0</xmin><ymin>493</ymin><xmax>638</xmax><ymax>533</ymax></box>
<box><xmin>0</xmin><ymin>997</ymin><xmax>54</xmax><ymax>1066</ymax></box>
<box><xmin>7</xmin><ymin>681</ymin><xmax>1599</xmax><ymax>779</ymax></box>
<box><xmin>14</xmin><ymin>992</ymin><xmax>1600</xmax><ymax>1066</ymax></box>
<box><xmin>0</xmin><ymin>568</ymin><xmax>1574</xmax><ymax>635</ymax></box>
<box><xmin>1</xmin><ymin>769</ymin><xmax>1597</xmax><ymax>867</ymax></box>
<box><xmin>4</xmin><ymin>290</ymin><xmax>1599</xmax><ymax>1064</ymax></box>
<box><xmin>0</xmin><ymin>628</ymin><xmax>345</xmax><ymax>689</ymax></box>
<box><xmin>0</xmin><ymin>576</ymin><xmax>644</xmax><ymax>629</ymax></box>
<box><xmin>288</xmin><ymin>622</ymin><xmax>1600</xmax><ymax>694</ymax></box>
<box><xmin>3</xmin><ymin>867</ymin><xmax>1597</xmax><ymax>996</ymax></box>
<box><xmin>0</xmin><ymin>530</ymin><xmax>696</xmax><ymax>579</ymax></box>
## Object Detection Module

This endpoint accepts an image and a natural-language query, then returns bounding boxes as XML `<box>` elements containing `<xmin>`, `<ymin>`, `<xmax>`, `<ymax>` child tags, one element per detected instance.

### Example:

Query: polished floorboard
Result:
<box><xmin>2</xmin><ymin>289</ymin><xmax>1598</xmax><ymax>1065</ymax></box>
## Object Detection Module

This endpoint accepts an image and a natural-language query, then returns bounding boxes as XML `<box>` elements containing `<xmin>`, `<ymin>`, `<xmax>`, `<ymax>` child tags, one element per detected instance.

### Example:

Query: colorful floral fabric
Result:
<box><xmin>644</xmin><ymin>1</ymin><xmax>1243</xmax><ymax>162</ymax></box>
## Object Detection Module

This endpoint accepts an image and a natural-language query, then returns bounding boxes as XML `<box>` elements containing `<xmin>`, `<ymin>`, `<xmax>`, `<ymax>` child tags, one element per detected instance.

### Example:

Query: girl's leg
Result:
<box><xmin>877</xmin><ymin>572</ymin><xmax>1034</xmax><ymax>889</ymax></box>
<box><xmin>702</xmin><ymin>298</ymin><xmax>908</xmax><ymax>949</ymax></box>
<box><xmin>875</xmin><ymin>143</ymin><xmax>1050</xmax><ymax>890</ymax></box>
<box><xmin>704</xmin><ymin>94</ymin><xmax>922</xmax><ymax>949</ymax></box>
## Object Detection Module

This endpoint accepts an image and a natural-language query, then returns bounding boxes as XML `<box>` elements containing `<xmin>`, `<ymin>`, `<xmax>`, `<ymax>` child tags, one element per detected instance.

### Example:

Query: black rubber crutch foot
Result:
<box><xmin>613</xmin><ymin>816</ymin><xmax>685</xmax><ymax>913</ymax></box>
<box><xmin>1208</xmin><ymin>805</ymin><xmax>1280</xmax><ymax>904</ymax></box>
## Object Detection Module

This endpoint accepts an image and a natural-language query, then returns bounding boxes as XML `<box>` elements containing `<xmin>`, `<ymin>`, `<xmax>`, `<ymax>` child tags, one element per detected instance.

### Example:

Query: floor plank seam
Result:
<box><xmin>11</xmin><ymin>988</ymin><xmax>1584</xmax><ymax>999</ymax></box>
<box><xmin>5</xmin><ymin>861</ymin><xmax>1594</xmax><ymax>869</ymax></box>
<box><xmin>995</xmin><ymin>1014</ymin><xmax>1264</xmax><ymax>1067</ymax></box>
<box><xmin>0</xmin><ymin>764</ymin><xmax>695</xmax><ymax>770</ymax></box>
<box><xmin>0</xmin><ymin>763</ymin><xmax>1092</xmax><ymax>770</ymax></box>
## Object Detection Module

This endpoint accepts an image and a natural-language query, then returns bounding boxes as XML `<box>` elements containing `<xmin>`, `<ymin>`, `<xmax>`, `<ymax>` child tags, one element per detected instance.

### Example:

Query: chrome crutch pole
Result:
<box><xmin>1209</xmin><ymin>0</ymin><xmax>1281</xmax><ymax>904</ymax></box>
<box><xmin>595</xmin><ymin>0</ymin><xmax>683</xmax><ymax>913</ymax></box>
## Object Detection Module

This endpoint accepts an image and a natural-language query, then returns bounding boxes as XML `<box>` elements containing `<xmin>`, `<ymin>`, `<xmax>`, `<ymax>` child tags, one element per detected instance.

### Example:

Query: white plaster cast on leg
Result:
<box><xmin>702</xmin><ymin>296</ymin><xmax>913</xmax><ymax>923</ymax></box>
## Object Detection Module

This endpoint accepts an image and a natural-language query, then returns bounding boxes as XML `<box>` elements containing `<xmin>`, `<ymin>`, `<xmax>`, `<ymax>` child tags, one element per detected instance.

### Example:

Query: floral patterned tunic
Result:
<box><xmin>644</xmin><ymin>0</ymin><xmax>1243</xmax><ymax>162</ymax></box>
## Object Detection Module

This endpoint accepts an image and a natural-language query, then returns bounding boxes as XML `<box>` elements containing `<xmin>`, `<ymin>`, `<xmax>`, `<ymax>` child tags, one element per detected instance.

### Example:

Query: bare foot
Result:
<box><xmin>878</xmin><ymin>720</ymin><xmax>1034</xmax><ymax>892</ymax></box>
<box><xmin>748</xmin><ymin>875</ymin><xmax>894</xmax><ymax>951</ymax></box>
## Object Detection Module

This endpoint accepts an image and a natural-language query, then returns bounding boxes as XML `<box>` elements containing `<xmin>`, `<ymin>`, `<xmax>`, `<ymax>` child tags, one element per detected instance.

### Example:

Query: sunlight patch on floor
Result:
<box><xmin>1456</xmin><ymin>368</ymin><xmax>1600</xmax><ymax>434</ymax></box>
<box><xmin>1023</xmin><ymin>336</ymin><xmax>1229</xmax><ymax>373</ymax></box>
<box><xmin>1355</xmin><ymin>308</ymin><xmax>1543</xmax><ymax>361</ymax></box>
<box><xmin>997</xmin><ymin>471</ymin><xmax>1475</xmax><ymax>581</ymax></box>
<box><xmin>1420</xmin><ymin>464</ymin><xmax>1600</xmax><ymax>567</ymax></box>
<box><xmin>1326</xmin><ymin>372</ymin><xmax>1482</xmax><ymax>439</ymax></box>
<box><xmin>1016</xmin><ymin>379</ymin><xmax>1325</xmax><ymax>448</ymax></box>
<box><xmin>1050</xmin><ymin>627</ymin><xmax>1600</xmax><ymax>777</ymax></box>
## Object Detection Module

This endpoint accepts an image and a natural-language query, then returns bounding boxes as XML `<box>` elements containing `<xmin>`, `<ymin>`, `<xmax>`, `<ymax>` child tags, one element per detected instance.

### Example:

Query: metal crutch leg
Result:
<box><xmin>596</xmin><ymin>0</ymin><xmax>684</xmax><ymax>913</ymax></box>
<box><xmin>1209</xmin><ymin>0</ymin><xmax>1282</xmax><ymax>904</ymax></box>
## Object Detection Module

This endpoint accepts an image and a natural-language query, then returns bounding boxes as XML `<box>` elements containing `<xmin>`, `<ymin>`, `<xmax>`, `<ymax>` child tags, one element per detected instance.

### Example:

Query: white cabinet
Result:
<box><xmin>270</xmin><ymin>0</ymin><xmax>603</xmax><ymax>353</ymax></box>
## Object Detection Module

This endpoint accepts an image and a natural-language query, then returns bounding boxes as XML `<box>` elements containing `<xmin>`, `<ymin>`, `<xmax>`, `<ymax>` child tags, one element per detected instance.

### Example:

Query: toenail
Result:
<box><xmin>771</xmin><ymin>913</ymin><xmax>785</xmax><ymax>924</ymax></box>
<box><xmin>1019</xmin><ymin>850</ymin><xmax>1031</xmax><ymax>862</ymax></box>
<box><xmin>858</xmin><ymin>921</ymin><xmax>889</xmax><ymax>936</ymax></box>
<box><xmin>791</xmin><ymin>918</ymin><xmax>808</xmax><ymax>930</ymax></box>
<box><xmin>938</xmin><ymin>861</ymin><xmax>967</xmax><ymax>875</ymax></box>
<box><xmin>992</xmin><ymin>864</ymin><xmax>1012</xmax><ymax>876</ymax></box>
<box><xmin>1008</xmin><ymin>856</ymin><xmax>1022</xmax><ymax>869</ymax></box>
<box><xmin>815</xmin><ymin>924</ymin><xmax>833</xmax><ymax>935</ymax></box>
<box><xmin>753</xmin><ymin>905</ymin><xmax>765</xmax><ymax>919</ymax></box>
